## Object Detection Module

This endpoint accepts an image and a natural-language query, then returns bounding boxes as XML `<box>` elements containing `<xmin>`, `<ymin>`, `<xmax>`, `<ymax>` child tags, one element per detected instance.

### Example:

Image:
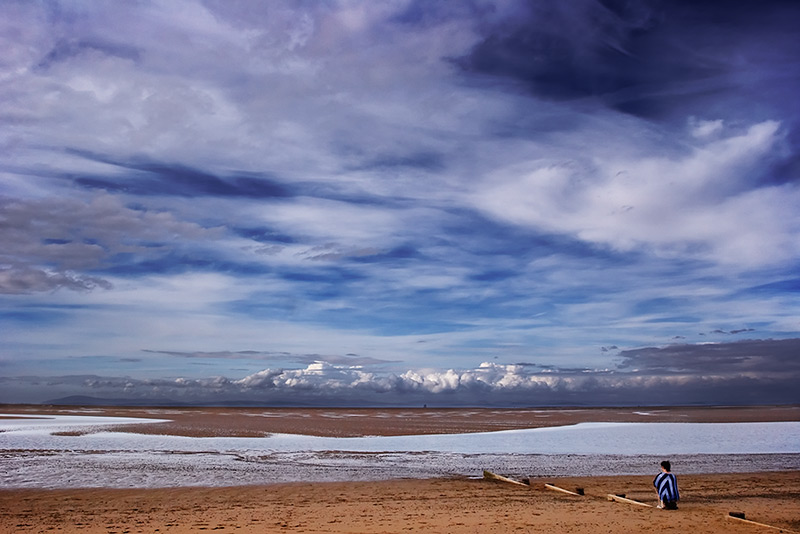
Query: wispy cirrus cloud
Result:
<box><xmin>142</xmin><ymin>349</ymin><xmax>396</xmax><ymax>367</ymax></box>
<box><xmin>1</xmin><ymin>0</ymin><xmax>799</xmax><ymax>406</ymax></box>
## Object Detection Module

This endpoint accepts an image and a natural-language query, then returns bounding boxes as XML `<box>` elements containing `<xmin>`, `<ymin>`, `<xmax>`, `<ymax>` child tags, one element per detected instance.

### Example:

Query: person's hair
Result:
<box><xmin>660</xmin><ymin>460</ymin><xmax>671</xmax><ymax>472</ymax></box>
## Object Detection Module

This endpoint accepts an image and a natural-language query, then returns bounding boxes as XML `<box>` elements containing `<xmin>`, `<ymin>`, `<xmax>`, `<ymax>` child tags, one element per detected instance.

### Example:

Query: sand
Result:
<box><xmin>2</xmin><ymin>405</ymin><xmax>799</xmax><ymax>533</ymax></box>
<box><xmin>3</xmin><ymin>404</ymin><xmax>799</xmax><ymax>437</ymax></box>
<box><xmin>2</xmin><ymin>472</ymin><xmax>799</xmax><ymax>533</ymax></box>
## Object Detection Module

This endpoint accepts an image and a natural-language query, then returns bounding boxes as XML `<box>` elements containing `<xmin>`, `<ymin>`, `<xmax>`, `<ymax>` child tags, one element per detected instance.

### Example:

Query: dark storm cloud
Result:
<box><xmin>617</xmin><ymin>338</ymin><xmax>800</xmax><ymax>375</ymax></box>
<box><xmin>456</xmin><ymin>1</ymin><xmax>662</xmax><ymax>100</ymax></box>
<box><xmin>456</xmin><ymin>0</ymin><xmax>800</xmax><ymax>118</ymax></box>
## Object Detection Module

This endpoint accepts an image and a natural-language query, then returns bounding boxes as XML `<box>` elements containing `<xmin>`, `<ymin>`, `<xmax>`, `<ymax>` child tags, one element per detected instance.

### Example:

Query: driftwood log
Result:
<box><xmin>482</xmin><ymin>470</ymin><xmax>530</xmax><ymax>487</ymax></box>
<box><xmin>606</xmin><ymin>494</ymin><xmax>653</xmax><ymax>507</ymax></box>
<box><xmin>544</xmin><ymin>483</ymin><xmax>583</xmax><ymax>496</ymax></box>
<box><xmin>726</xmin><ymin>512</ymin><xmax>799</xmax><ymax>533</ymax></box>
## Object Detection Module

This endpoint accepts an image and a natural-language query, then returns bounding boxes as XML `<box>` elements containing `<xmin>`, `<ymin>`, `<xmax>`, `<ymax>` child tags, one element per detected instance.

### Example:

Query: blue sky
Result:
<box><xmin>1</xmin><ymin>0</ymin><xmax>799</xmax><ymax>406</ymax></box>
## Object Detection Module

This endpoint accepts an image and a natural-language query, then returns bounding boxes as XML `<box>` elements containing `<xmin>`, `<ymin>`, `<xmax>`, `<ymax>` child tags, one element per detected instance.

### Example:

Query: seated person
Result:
<box><xmin>654</xmin><ymin>460</ymin><xmax>679</xmax><ymax>509</ymax></box>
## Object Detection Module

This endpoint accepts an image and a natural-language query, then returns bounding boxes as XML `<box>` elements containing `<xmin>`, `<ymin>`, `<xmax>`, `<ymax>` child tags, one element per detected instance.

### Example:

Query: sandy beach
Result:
<box><xmin>1</xmin><ymin>405</ymin><xmax>799</xmax><ymax>533</ymax></box>
<box><xmin>2</xmin><ymin>472</ymin><xmax>799</xmax><ymax>533</ymax></box>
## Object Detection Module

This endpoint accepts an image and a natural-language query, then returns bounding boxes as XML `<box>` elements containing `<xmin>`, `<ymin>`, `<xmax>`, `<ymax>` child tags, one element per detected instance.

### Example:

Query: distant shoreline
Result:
<box><xmin>2</xmin><ymin>403</ymin><xmax>798</xmax><ymax>437</ymax></box>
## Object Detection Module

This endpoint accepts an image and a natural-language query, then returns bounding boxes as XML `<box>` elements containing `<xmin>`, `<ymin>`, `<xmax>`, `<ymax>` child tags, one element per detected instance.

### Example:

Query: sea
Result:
<box><xmin>1</xmin><ymin>413</ymin><xmax>799</xmax><ymax>489</ymax></box>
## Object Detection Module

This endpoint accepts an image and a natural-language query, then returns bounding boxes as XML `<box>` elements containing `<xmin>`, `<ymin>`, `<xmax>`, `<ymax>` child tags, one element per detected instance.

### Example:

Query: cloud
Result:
<box><xmin>456</xmin><ymin>0</ymin><xmax>800</xmax><ymax>119</ymax></box>
<box><xmin>617</xmin><ymin>338</ymin><xmax>800</xmax><ymax>375</ymax></box>
<box><xmin>4</xmin><ymin>339</ymin><xmax>797</xmax><ymax>406</ymax></box>
<box><xmin>71</xmin><ymin>156</ymin><xmax>293</xmax><ymax>199</ymax></box>
<box><xmin>36</xmin><ymin>39</ymin><xmax>141</xmax><ymax>70</ymax></box>
<box><xmin>1</xmin><ymin>1</ymin><xmax>799</xmax><ymax>406</ymax></box>
<box><xmin>470</xmin><ymin>119</ymin><xmax>800</xmax><ymax>268</ymax></box>
<box><xmin>142</xmin><ymin>349</ymin><xmax>396</xmax><ymax>366</ymax></box>
<box><xmin>455</xmin><ymin>1</ymin><xmax>663</xmax><ymax>103</ymax></box>
<box><xmin>0</xmin><ymin>194</ymin><xmax>219</xmax><ymax>293</ymax></box>
<box><xmin>0</xmin><ymin>267</ymin><xmax>112</xmax><ymax>294</ymax></box>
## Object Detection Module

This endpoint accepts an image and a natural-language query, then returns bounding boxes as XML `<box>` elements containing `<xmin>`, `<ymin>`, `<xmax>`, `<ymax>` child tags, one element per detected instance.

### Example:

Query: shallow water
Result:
<box><xmin>1</xmin><ymin>415</ymin><xmax>799</xmax><ymax>489</ymax></box>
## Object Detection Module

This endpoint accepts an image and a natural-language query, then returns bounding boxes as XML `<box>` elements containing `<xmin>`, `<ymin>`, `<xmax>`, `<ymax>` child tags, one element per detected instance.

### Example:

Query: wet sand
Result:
<box><xmin>2</xmin><ymin>404</ymin><xmax>799</xmax><ymax>437</ymax></box>
<box><xmin>2</xmin><ymin>472</ymin><xmax>799</xmax><ymax>533</ymax></box>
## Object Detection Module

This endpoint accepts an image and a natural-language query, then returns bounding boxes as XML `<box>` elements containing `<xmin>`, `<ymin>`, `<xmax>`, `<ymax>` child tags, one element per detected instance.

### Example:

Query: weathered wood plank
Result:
<box><xmin>483</xmin><ymin>470</ymin><xmax>530</xmax><ymax>487</ymax></box>
<box><xmin>544</xmin><ymin>483</ymin><xmax>582</xmax><ymax>496</ymax></box>
<box><xmin>726</xmin><ymin>513</ymin><xmax>799</xmax><ymax>533</ymax></box>
<box><xmin>606</xmin><ymin>494</ymin><xmax>653</xmax><ymax>507</ymax></box>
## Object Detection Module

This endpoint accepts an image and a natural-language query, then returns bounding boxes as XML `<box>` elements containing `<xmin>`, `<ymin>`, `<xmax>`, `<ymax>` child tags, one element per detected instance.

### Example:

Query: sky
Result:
<box><xmin>1</xmin><ymin>0</ymin><xmax>799</xmax><ymax>407</ymax></box>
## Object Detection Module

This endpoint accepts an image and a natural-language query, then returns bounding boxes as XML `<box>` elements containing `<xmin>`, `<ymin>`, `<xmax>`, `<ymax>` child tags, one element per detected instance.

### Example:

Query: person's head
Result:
<box><xmin>660</xmin><ymin>460</ymin><xmax>671</xmax><ymax>472</ymax></box>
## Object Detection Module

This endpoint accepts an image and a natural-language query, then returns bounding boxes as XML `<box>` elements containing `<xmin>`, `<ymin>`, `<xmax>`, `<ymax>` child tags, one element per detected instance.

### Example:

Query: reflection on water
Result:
<box><xmin>1</xmin><ymin>415</ymin><xmax>799</xmax><ymax>489</ymax></box>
